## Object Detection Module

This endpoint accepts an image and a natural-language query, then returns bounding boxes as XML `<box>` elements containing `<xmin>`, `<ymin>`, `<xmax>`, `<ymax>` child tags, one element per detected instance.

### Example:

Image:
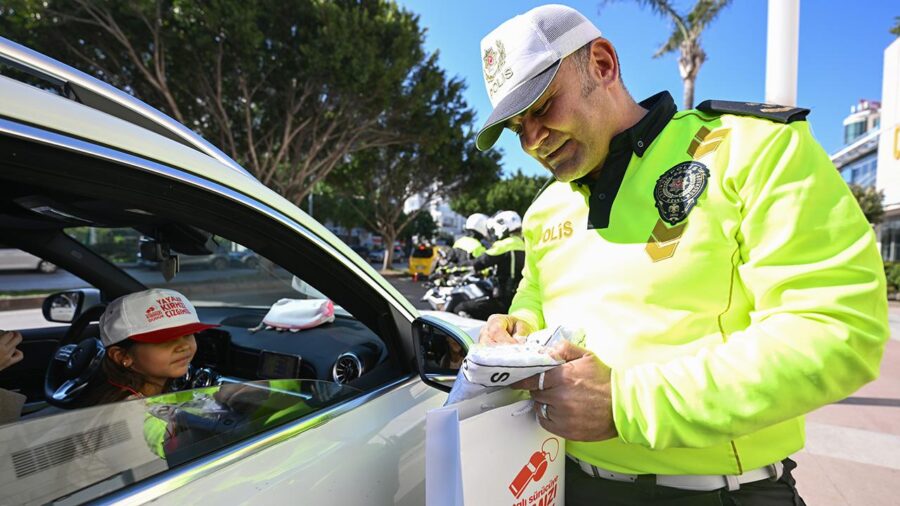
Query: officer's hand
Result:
<box><xmin>0</xmin><ymin>330</ymin><xmax>24</xmax><ymax>372</ymax></box>
<box><xmin>478</xmin><ymin>314</ymin><xmax>533</xmax><ymax>345</ymax></box>
<box><xmin>513</xmin><ymin>340</ymin><xmax>617</xmax><ymax>442</ymax></box>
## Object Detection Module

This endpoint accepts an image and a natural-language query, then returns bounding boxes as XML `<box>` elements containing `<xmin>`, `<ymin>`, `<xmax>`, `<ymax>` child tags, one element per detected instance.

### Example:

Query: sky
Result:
<box><xmin>397</xmin><ymin>0</ymin><xmax>898</xmax><ymax>177</ymax></box>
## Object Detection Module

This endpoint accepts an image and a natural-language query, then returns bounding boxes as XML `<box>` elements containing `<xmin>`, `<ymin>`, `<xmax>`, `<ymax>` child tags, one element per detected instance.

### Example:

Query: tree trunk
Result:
<box><xmin>682</xmin><ymin>77</ymin><xmax>695</xmax><ymax>110</ymax></box>
<box><xmin>678</xmin><ymin>40</ymin><xmax>704</xmax><ymax>110</ymax></box>
<box><xmin>381</xmin><ymin>230</ymin><xmax>397</xmax><ymax>272</ymax></box>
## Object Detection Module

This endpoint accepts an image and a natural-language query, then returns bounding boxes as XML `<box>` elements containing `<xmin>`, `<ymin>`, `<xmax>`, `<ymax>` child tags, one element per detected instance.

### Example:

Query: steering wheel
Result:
<box><xmin>44</xmin><ymin>304</ymin><xmax>107</xmax><ymax>408</ymax></box>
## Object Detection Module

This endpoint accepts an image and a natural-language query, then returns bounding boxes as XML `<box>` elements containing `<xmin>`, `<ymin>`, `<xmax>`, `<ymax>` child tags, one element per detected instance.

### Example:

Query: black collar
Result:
<box><xmin>576</xmin><ymin>91</ymin><xmax>677</xmax><ymax>229</ymax></box>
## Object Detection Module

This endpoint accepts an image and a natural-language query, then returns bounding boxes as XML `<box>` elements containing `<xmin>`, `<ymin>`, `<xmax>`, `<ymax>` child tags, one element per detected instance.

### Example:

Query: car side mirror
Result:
<box><xmin>42</xmin><ymin>288</ymin><xmax>102</xmax><ymax>323</ymax></box>
<box><xmin>412</xmin><ymin>314</ymin><xmax>474</xmax><ymax>393</ymax></box>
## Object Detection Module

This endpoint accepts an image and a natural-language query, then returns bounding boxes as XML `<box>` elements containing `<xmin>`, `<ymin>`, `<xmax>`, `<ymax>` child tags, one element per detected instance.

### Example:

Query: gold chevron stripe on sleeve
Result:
<box><xmin>645</xmin><ymin>240</ymin><xmax>679</xmax><ymax>262</ymax></box>
<box><xmin>688</xmin><ymin>127</ymin><xmax>731</xmax><ymax>159</ymax></box>
<box><xmin>650</xmin><ymin>220</ymin><xmax>686</xmax><ymax>243</ymax></box>
<box><xmin>686</xmin><ymin>126</ymin><xmax>711</xmax><ymax>157</ymax></box>
<box><xmin>645</xmin><ymin>219</ymin><xmax>687</xmax><ymax>262</ymax></box>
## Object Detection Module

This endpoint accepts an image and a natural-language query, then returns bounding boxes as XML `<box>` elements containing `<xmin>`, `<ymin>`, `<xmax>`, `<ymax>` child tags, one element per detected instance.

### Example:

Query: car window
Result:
<box><xmin>0</xmin><ymin>380</ymin><xmax>360</xmax><ymax>505</ymax></box>
<box><xmin>0</xmin><ymin>247</ymin><xmax>92</xmax><ymax>330</ymax></box>
<box><xmin>411</xmin><ymin>246</ymin><xmax>434</xmax><ymax>258</ymax></box>
<box><xmin>0</xmin><ymin>223</ymin><xmax>394</xmax><ymax>503</ymax></box>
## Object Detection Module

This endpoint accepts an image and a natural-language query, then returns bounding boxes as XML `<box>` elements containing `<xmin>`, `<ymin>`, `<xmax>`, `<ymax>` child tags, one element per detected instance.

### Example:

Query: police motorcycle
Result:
<box><xmin>445</xmin><ymin>210</ymin><xmax>525</xmax><ymax>320</ymax></box>
<box><xmin>422</xmin><ymin>212</ymin><xmax>498</xmax><ymax>315</ymax></box>
<box><xmin>421</xmin><ymin>263</ymin><xmax>495</xmax><ymax>315</ymax></box>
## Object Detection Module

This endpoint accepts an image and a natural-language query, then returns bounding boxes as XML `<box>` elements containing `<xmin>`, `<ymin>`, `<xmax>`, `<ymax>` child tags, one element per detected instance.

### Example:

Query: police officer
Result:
<box><xmin>475</xmin><ymin>5</ymin><xmax>888</xmax><ymax>505</ymax></box>
<box><xmin>450</xmin><ymin>213</ymin><xmax>490</xmax><ymax>265</ymax></box>
<box><xmin>456</xmin><ymin>210</ymin><xmax>526</xmax><ymax>319</ymax></box>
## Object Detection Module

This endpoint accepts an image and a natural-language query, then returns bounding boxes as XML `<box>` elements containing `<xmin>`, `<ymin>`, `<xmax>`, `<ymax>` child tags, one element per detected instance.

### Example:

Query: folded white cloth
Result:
<box><xmin>260</xmin><ymin>298</ymin><xmax>335</xmax><ymax>332</ymax></box>
<box><xmin>445</xmin><ymin>326</ymin><xmax>585</xmax><ymax>404</ymax></box>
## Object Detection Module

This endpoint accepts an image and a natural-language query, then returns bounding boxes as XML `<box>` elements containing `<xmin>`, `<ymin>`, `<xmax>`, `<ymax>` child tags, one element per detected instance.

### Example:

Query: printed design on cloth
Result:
<box><xmin>483</xmin><ymin>39</ymin><xmax>514</xmax><ymax>98</ymax></box>
<box><xmin>145</xmin><ymin>295</ymin><xmax>191</xmax><ymax>323</ymax></box>
<box><xmin>509</xmin><ymin>437</ymin><xmax>561</xmax><ymax>502</ymax></box>
<box><xmin>483</xmin><ymin>39</ymin><xmax>508</xmax><ymax>81</ymax></box>
<box><xmin>653</xmin><ymin>161</ymin><xmax>709</xmax><ymax>226</ymax></box>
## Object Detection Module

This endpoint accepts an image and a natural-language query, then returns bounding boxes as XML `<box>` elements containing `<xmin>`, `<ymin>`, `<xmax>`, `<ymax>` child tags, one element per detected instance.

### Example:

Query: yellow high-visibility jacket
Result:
<box><xmin>509</xmin><ymin>92</ymin><xmax>889</xmax><ymax>475</ymax></box>
<box><xmin>453</xmin><ymin>236</ymin><xmax>487</xmax><ymax>258</ymax></box>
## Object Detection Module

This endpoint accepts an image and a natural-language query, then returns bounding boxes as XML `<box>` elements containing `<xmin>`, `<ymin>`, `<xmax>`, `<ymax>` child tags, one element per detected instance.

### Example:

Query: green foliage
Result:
<box><xmin>884</xmin><ymin>261</ymin><xmax>900</xmax><ymax>296</ymax></box>
<box><xmin>891</xmin><ymin>16</ymin><xmax>900</xmax><ymax>37</ymax></box>
<box><xmin>401</xmin><ymin>211</ymin><xmax>437</xmax><ymax>242</ymax></box>
<box><xmin>326</xmin><ymin>53</ymin><xmax>502</xmax><ymax>269</ymax></box>
<box><xmin>451</xmin><ymin>169</ymin><xmax>549</xmax><ymax>218</ymax></box>
<box><xmin>66</xmin><ymin>227</ymin><xmax>141</xmax><ymax>264</ymax></box>
<box><xmin>0</xmin><ymin>0</ymin><xmax>434</xmax><ymax>204</ymax></box>
<box><xmin>307</xmin><ymin>182</ymin><xmax>369</xmax><ymax>230</ymax></box>
<box><xmin>848</xmin><ymin>183</ymin><xmax>885</xmax><ymax>224</ymax></box>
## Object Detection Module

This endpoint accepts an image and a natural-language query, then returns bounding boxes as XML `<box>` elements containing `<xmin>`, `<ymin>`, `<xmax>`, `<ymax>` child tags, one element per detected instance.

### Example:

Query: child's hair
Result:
<box><xmin>80</xmin><ymin>339</ymin><xmax>171</xmax><ymax>406</ymax></box>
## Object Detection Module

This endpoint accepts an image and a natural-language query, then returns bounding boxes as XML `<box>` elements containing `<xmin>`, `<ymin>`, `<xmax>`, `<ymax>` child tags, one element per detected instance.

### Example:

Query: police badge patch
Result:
<box><xmin>654</xmin><ymin>161</ymin><xmax>709</xmax><ymax>225</ymax></box>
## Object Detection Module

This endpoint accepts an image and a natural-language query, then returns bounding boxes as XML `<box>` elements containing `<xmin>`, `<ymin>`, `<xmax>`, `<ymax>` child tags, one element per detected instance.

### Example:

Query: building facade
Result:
<box><xmin>831</xmin><ymin>38</ymin><xmax>900</xmax><ymax>261</ymax></box>
<box><xmin>404</xmin><ymin>193</ymin><xmax>466</xmax><ymax>242</ymax></box>
<box><xmin>876</xmin><ymin>38</ymin><xmax>900</xmax><ymax>262</ymax></box>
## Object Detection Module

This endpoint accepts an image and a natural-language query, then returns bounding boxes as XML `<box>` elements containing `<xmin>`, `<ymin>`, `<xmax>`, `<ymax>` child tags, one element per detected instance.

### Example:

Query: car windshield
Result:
<box><xmin>411</xmin><ymin>247</ymin><xmax>433</xmax><ymax>258</ymax></box>
<box><xmin>0</xmin><ymin>380</ymin><xmax>360</xmax><ymax>505</ymax></box>
<box><xmin>64</xmin><ymin>227</ymin><xmax>347</xmax><ymax>315</ymax></box>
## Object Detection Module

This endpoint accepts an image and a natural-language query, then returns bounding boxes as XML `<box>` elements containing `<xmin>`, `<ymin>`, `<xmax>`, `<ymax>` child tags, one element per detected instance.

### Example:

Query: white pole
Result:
<box><xmin>765</xmin><ymin>0</ymin><xmax>800</xmax><ymax>106</ymax></box>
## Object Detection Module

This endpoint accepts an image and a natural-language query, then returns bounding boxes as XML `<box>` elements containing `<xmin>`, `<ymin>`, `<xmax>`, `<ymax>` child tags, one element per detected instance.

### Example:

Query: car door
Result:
<box><xmin>0</xmin><ymin>111</ymin><xmax>462</xmax><ymax>504</ymax></box>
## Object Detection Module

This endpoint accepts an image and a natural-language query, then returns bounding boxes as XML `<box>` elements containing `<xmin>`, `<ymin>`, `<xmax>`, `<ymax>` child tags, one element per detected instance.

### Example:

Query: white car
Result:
<box><xmin>0</xmin><ymin>37</ymin><xmax>477</xmax><ymax>505</ymax></box>
<box><xmin>0</xmin><ymin>247</ymin><xmax>57</xmax><ymax>273</ymax></box>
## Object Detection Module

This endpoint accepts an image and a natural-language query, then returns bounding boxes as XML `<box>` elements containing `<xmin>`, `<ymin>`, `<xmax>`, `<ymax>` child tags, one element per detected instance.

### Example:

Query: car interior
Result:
<box><xmin>0</xmin><ymin>134</ymin><xmax>411</xmax><ymax>422</ymax></box>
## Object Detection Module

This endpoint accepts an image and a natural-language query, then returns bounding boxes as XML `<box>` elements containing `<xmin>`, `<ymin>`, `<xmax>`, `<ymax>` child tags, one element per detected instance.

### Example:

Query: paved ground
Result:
<box><xmin>386</xmin><ymin>274</ymin><xmax>900</xmax><ymax>505</ymax></box>
<box><xmin>387</xmin><ymin>275</ymin><xmax>432</xmax><ymax>310</ymax></box>
<box><xmin>792</xmin><ymin>307</ymin><xmax>900</xmax><ymax>505</ymax></box>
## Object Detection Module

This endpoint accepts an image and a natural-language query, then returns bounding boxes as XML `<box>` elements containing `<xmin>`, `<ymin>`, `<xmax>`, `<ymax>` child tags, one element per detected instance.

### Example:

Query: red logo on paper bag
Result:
<box><xmin>508</xmin><ymin>438</ymin><xmax>560</xmax><ymax>502</ymax></box>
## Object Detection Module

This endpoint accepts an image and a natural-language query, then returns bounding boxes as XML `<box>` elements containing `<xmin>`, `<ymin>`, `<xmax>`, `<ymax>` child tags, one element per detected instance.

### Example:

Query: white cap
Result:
<box><xmin>261</xmin><ymin>298</ymin><xmax>335</xmax><ymax>332</ymax></box>
<box><xmin>476</xmin><ymin>4</ymin><xmax>602</xmax><ymax>151</ymax></box>
<box><xmin>99</xmin><ymin>288</ymin><xmax>218</xmax><ymax>347</ymax></box>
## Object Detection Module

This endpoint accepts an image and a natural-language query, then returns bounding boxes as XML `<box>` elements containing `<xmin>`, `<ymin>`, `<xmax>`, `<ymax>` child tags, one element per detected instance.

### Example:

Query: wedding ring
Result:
<box><xmin>540</xmin><ymin>402</ymin><xmax>550</xmax><ymax>420</ymax></box>
<box><xmin>538</xmin><ymin>371</ymin><xmax>546</xmax><ymax>391</ymax></box>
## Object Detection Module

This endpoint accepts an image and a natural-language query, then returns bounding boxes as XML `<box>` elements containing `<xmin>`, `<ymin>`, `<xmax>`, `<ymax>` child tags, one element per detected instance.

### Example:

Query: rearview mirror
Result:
<box><xmin>412</xmin><ymin>315</ymin><xmax>474</xmax><ymax>393</ymax></box>
<box><xmin>42</xmin><ymin>289</ymin><xmax>102</xmax><ymax>323</ymax></box>
<box><xmin>138</xmin><ymin>237</ymin><xmax>169</xmax><ymax>262</ymax></box>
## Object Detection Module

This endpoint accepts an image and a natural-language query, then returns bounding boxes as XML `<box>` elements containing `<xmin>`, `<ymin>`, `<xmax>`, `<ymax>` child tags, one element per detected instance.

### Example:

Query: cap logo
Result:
<box><xmin>157</xmin><ymin>296</ymin><xmax>191</xmax><ymax>318</ymax></box>
<box><xmin>483</xmin><ymin>40</ymin><xmax>513</xmax><ymax>98</ymax></box>
<box><xmin>145</xmin><ymin>305</ymin><xmax>164</xmax><ymax>323</ymax></box>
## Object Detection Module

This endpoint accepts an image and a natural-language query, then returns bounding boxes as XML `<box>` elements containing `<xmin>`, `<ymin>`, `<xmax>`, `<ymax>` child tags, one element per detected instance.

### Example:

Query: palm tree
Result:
<box><xmin>606</xmin><ymin>0</ymin><xmax>732</xmax><ymax>109</ymax></box>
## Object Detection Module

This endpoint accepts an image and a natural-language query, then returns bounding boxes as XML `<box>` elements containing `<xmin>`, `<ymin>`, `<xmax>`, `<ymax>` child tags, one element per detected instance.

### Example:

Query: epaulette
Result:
<box><xmin>696</xmin><ymin>100</ymin><xmax>810</xmax><ymax>123</ymax></box>
<box><xmin>531</xmin><ymin>176</ymin><xmax>556</xmax><ymax>205</ymax></box>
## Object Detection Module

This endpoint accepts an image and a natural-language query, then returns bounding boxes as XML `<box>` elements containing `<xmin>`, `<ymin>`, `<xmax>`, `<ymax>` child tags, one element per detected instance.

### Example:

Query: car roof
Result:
<box><xmin>0</xmin><ymin>36</ymin><xmax>250</xmax><ymax>177</ymax></box>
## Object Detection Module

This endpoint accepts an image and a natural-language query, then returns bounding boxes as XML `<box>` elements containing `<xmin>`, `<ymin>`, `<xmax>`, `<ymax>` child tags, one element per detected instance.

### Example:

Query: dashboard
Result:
<box><xmin>192</xmin><ymin>307</ymin><xmax>387</xmax><ymax>385</ymax></box>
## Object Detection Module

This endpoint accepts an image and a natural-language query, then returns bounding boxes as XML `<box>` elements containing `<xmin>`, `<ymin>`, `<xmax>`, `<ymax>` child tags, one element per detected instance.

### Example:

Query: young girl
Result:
<box><xmin>81</xmin><ymin>288</ymin><xmax>218</xmax><ymax>405</ymax></box>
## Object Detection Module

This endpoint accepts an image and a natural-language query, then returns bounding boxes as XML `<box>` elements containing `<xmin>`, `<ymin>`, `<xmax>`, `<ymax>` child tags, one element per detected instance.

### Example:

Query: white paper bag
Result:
<box><xmin>426</xmin><ymin>389</ymin><xmax>564</xmax><ymax>506</ymax></box>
